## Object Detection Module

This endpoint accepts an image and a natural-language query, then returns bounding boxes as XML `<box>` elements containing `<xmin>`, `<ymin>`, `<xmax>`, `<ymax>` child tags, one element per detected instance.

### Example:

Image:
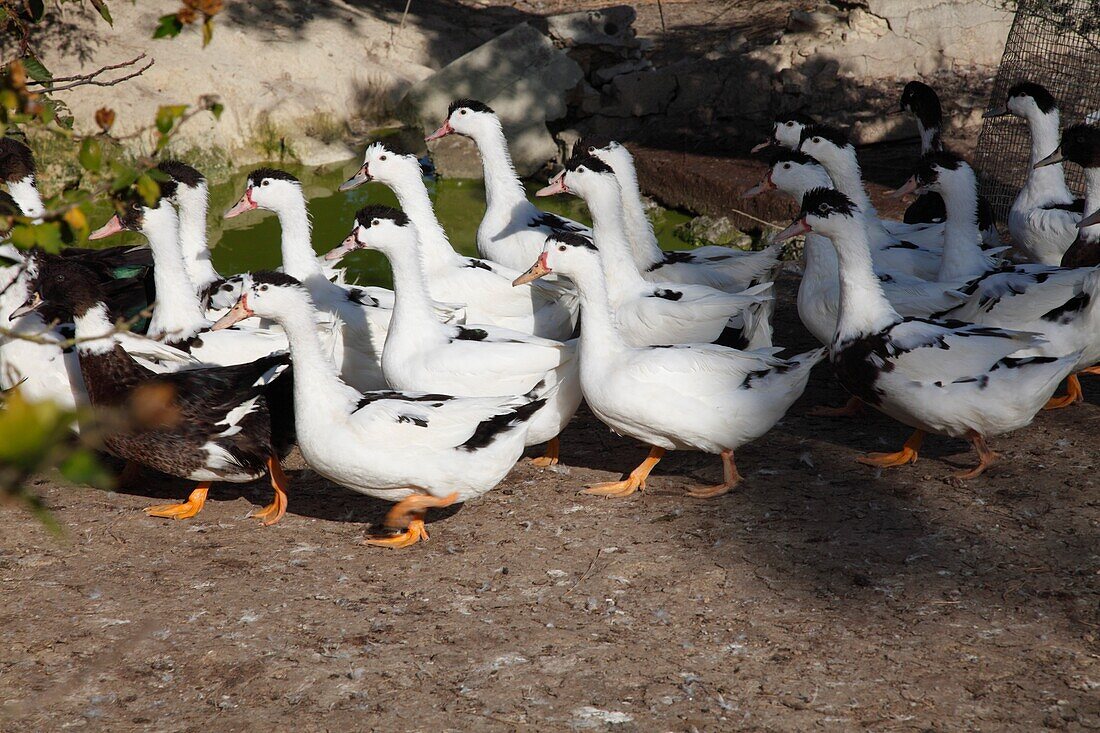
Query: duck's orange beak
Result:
<box><xmin>211</xmin><ymin>294</ymin><xmax>254</xmax><ymax>330</ymax></box>
<box><xmin>512</xmin><ymin>252</ymin><xmax>551</xmax><ymax>286</ymax></box>
<box><xmin>89</xmin><ymin>214</ymin><xmax>124</xmax><ymax>240</ymax></box>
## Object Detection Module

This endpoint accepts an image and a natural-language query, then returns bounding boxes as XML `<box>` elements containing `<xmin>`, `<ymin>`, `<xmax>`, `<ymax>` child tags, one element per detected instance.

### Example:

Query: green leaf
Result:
<box><xmin>9</xmin><ymin>224</ymin><xmax>36</xmax><ymax>250</ymax></box>
<box><xmin>89</xmin><ymin>0</ymin><xmax>113</xmax><ymax>25</ymax></box>
<box><xmin>153</xmin><ymin>14</ymin><xmax>183</xmax><ymax>39</ymax></box>
<box><xmin>78</xmin><ymin>138</ymin><xmax>102</xmax><ymax>172</ymax></box>
<box><xmin>202</xmin><ymin>16</ymin><xmax>214</xmax><ymax>47</ymax></box>
<box><xmin>135</xmin><ymin>174</ymin><xmax>160</xmax><ymax>207</ymax></box>
<box><xmin>109</xmin><ymin>161</ymin><xmax>138</xmax><ymax>193</ymax></box>
<box><xmin>154</xmin><ymin>104</ymin><xmax>188</xmax><ymax>134</ymax></box>
<box><xmin>33</xmin><ymin>222</ymin><xmax>64</xmax><ymax>253</ymax></box>
<box><xmin>209</xmin><ymin>102</ymin><xmax>224</xmax><ymax>121</ymax></box>
<box><xmin>59</xmin><ymin>449</ymin><xmax>114</xmax><ymax>489</ymax></box>
<box><xmin>22</xmin><ymin>56</ymin><xmax>52</xmax><ymax>83</ymax></box>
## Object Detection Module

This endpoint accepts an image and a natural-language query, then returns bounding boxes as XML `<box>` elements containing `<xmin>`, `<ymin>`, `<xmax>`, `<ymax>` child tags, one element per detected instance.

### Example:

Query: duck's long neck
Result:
<box><xmin>583</xmin><ymin>182</ymin><xmax>647</xmax><ymax>297</ymax></box>
<box><xmin>387</xmin><ymin>172</ymin><xmax>460</xmax><ymax>266</ymax></box>
<box><xmin>919</xmin><ymin>123</ymin><xmax>942</xmax><ymax>155</ymax></box>
<box><xmin>470</xmin><ymin>122</ymin><xmax>527</xmax><ymax>212</ymax></box>
<box><xmin>1023</xmin><ymin>109</ymin><xmax>1073</xmax><ymax>202</ymax></box>
<box><xmin>825</xmin><ymin>149</ymin><xmax>878</xmax><ymax>220</ymax></box>
<box><xmin>937</xmin><ymin>171</ymin><xmax>989</xmax><ymax>281</ymax></box>
<box><xmin>1081</xmin><ymin>168</ymin><xmax>1100</xmax><ymax>243</ymax></box>
<box><xmin>568</xmin><ymin>262</ymin><xmax>629</xmax><ymax>361</ymax></box>
<box><xmin>610</xmin><ymin>150</ymin><xmax>664</xmax><ymax>268</ymax></box>
<box><xmin>72</xmin><ymin>303</ymin><xmax>122</xmax><ymax>355</ymax></box>
<box><xmin>176</xmin><ymin>184</ymin><xmax>221</xmax><ymax>291</ymax></box>
<box><xmin>829</xmin><ymin>220</ymin><xmax>901</xmax><ymax>340</ymax></box>
<box><xmin>9</xmin><ymin>176</ymin><xmax>46</xmax><ymax>219</ymax></box>
<box><xmin>381</xmin><ymin>235</ymin><xmax>443</xmax><ymax>333</ymax></box>
<box><xmin>145</xmin><ymin>215</ymin><xmax>210</xmax><ymax>341</ymax></box>
<box><xmin>274</xmin><ymin>299</ymin><xmax>360</xmax><ymax>415</ymax></box>
<box><xmin>275</xmin><ymin>197</ymin><xmax>324</xmax><ymax>281</ymax></box>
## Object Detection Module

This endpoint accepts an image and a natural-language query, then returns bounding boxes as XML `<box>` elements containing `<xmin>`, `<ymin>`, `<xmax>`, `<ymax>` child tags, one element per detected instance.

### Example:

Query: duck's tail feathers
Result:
<box><xmin>460</xmin><ymin>394</ymin><xmax>549</xmax><ymax>452</ymax></box>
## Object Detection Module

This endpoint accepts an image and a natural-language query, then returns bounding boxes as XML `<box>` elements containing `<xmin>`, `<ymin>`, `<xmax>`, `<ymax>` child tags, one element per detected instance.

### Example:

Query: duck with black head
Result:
<box><xmin>424</xmin><ymin>99</ymin><xmax>593</xmax><ymax>274</ymax></box>
<box><xmin>12</xmin><ymin>258</ymin><xmax>295</xmax><ymax>524</ymax></box>
<box><xmin>88</xmin><ymin>184</ymin><xmax>291</xmax><ymax>367</ymax></box>
<box><xmin>1037</xmin><ymin>123</ymin><xmax>1100</xmax><ymax>268</ymax></box>
<box><xmin>984</xmin><ymin>82</ymin><xmax>1083</xmax><ymax>264</ymax></box>
<box><xmin>0</xmin><ymin>136</ymin><xmax>45</xmax><ymax>220</ymax></box>
<box><xmin>772</xmin><ymin>187</ymin><xmax>1079</xmax><ymax>481</ymax></box>
<box><xmin>212</xmin><ymin>269</ymin><xmax>551</xmax><ymax>548</ymax></box>
<box><xmin>897</xmin><ymin>81</ymin><xmax>1000</xmax><ymax>245</ymax></box>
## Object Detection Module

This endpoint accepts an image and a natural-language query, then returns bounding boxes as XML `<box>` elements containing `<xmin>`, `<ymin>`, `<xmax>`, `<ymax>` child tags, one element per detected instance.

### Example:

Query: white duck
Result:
<box><xmin>424</xmin><ymin>99</ymin><xmax>593</xmax><ymax>274</ymax></box>
<box><xmin>899</xmin><ymin>151</ymin><xmax>1100</xmax><ymax>409</ymax></box>
<box><xmin>983</xmin><ymin>82</ymin><xmax>1082</xmax><ymax>265</ymax></box>
<box><xmin>574</xmin><ymin>135</ymin><xmax>783</xmax><ymax>292</ymax></box>
<box><xmin>742</xmin><ymin>148</ymin><xmax>967</xmax><ymax>346</ymax></box>
<box><xmin>336</xmin><ymin>142</ymin><xmax>578</xmax><ymax>339</ymax></box>
<box><xmin>537</xmin><ymin>153</ymin><xmax>775</xmax><ymax>348</ymax></box>
<box><xmin>212</xmin><ymin>270</ymin><xmax>549</xmax><ymax>548</ymax></box>
<box><xmin>88</xmin><ymin>185</ymin><xmax>290</xmax><ymax>367</ymax></box>
<box><xmin>326</xmin><ymin>205</ymin><xmax>582</xmax><ymax>467</ymax></box>
<box><xmin>773</xmin><ymin>187</ymin><xmax>1079</xmax><ymax>480</ymax></box>
<box><xmin>513</xmin><ymin>231</ymin><xmax>823</xmax><ymax>498</ymax></box>
<box><xmin>750</xmin><ymin>111</ymin><xmax>816</xmax><ymax>153</ymax></box>
<box><xmin>797</xmin><ymin>125</ymin><xmax>948</xmax><ymax>260</ymax></box>
<box><xmin>897</xmin><ymin>80</ymin><xmax>1000</xmax><ymax>246</ymax></box>
<box><xmin>224</xmin><ymin>168</ymin><xmax>402</xmax><ymax>392</ymax></box>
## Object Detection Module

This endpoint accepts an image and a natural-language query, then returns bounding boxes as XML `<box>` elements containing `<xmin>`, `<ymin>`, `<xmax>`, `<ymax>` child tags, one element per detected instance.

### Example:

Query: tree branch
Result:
<box><xmin>26</xmin><ymin>54</ymin><xmax>154</xmax><ymax>94</ymax></box>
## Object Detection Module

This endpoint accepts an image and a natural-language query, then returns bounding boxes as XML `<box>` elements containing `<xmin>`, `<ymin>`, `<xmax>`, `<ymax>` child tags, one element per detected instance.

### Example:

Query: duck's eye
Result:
<box><xmin>558</xmin><ymin>245</ymin><xmax>566</xmax><ymax>252</ymax></box>
<box><xmin>459</xmin><ymin>109</ymin><xmax>467</xmax><ymax>115</ymax></box>
<box><xmin>786</xmin><ymin>121</ymin><xmax>794</xmax><ymax>127</ymax></box>
<box><xmin>379</xmin><ymin>155</ymin><xmax>387</xmax><ymax>161</ymax></box>
<box><xmin>813</xmin><ymin>137</ymin><xmax>821</xmax><ymax>143</ymax></box>
<box><xmin>783</xmin><ymin>163</ymin><xmax>791</xmax><ymax>170</ymax></box>
<box><xmin>588</xmin><ymin>146</ymin><xmax>596</xmax><ymax>153</ymax></box>
<box><xmin>258</xmin><ymin>284</ymin><xmax>268</xmax><ymax>292</ymax></box>
<box><xmin>261</xmin><ymin>180</ymin><xmax>270</xmax><ymax>187</ymax></box>
<box><xmin>372</xmin><ymin>219</ymin><xmax>380</xmax><ymax>226</ymax></box>
<box><xmin>578</xmin><ymin>166</ymin><xmax>587</xmax><ymax>173</ymax></box>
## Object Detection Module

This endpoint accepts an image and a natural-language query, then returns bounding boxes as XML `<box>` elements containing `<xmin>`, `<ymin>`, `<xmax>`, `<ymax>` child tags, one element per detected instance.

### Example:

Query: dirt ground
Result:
<box><xmin>1</xmin><ymin>269</ymin><xmax>1098</xmax><ymax>732</ymax></box>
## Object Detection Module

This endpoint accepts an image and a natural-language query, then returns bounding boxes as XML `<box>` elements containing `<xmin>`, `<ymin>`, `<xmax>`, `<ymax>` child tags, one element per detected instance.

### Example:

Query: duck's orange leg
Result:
<box><xmin>530</xmin><ymin>437</ymin><xmax>560</xmax><ymax>468</ymax></box>
<box><xmin>364</xmin><ymin>491</ymin><xmax>459</xmax><ymax>549</ymax></box>
<box><xmin>146</xmin><ymin>483</ymin><xmax>210</xmax><ymax>520</ymax></box>
<box><xmin>583</xmin><ymin>446</ymin><xmax>665</xmax><ymax>498</ymax></box>
<box><xmin>1044</xmin><ymin>374</ymin><xmax>1083</xmax><ymax>410</ymax></box>
<box><xmin>1080</xmin><ymin>365</ymin><xmax>1100</xmax><ymax>375</ymax></box>
<box><xmin>952</xmin><ymin>432</ymin><xmax>999</xmax><ymax>481</ymax></box>
<box><xmin>687</xmin><ymin>449</ymin><xmax>742</xmax><ymax>499</ymax></box>
<box><xmin>858</xmin><ymin>429</ymin><xmax>924</xmax><ymax>469</ymax></box>
<box><xmin>808</xmin><ymin>396</ymin><xmax>864</xmax><ymax>418</ymax></box>
<box><xmin>250</xmin><ymin>456</ymin><xmax>289</xmax><ymax>526</ymax></box>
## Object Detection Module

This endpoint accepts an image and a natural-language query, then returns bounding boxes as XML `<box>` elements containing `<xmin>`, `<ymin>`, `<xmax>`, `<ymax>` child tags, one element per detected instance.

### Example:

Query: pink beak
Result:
<box><xmin>750</xmin><ymin>139</ymin><xmax>774</xmax><ymax>154</ymax></box>
<box><xmin>512</xmin><ymin>251</ymin><xmax>552</xmax><ymax>286</ymax></box>
<box><xmin>742</xmin><ymin>171</ymin><xmax>776</xmax><ymax>198</ymax></box>
<box><xmin>886</xmin><ymin>176</ymin><xmax>922</xmax><ymax>199</ymax></box>
<box><xmin>772</xmin><ymin>217</ymin><xmax>811</xmax><ymax>242</ymax></box>
<box><xmin>536</xmin><ymin>171</ymin><xmax>568</xmax><ymax>197</ymax></box>
<box><xmin>324</xmin><ymin>231</ymin><xmax>359</xmax><ymax>260</ymax></box>
<box><xmin>211</xmin><ymin>293</ymin><xmax>255</xmax><ymax>331</ymax></box>
<box><xmin>89</xmin><ymin>214</ymin><xmax>125</xmax><ymax>240</ymax></box>
<box><xmin>1079</xmin><ymin>207</ymin><xmax>1100</xmax><ymax>229</ymax></box>
<box><xmin>224</xmin><ymin>188</ymin><xmax>257</xmax><ymax>219</ymax></box>
<box><xmin>425</xmin><ymin>120</ymin><xmax>454</xmax><ymax>142</ymax></box>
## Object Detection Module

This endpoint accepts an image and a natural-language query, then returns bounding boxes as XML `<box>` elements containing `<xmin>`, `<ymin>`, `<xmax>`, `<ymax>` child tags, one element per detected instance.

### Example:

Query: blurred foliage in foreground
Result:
<box><xmin>1</xmin><ymin>0</ymin><xmax>224</xmax><ymax>526</ymax></box>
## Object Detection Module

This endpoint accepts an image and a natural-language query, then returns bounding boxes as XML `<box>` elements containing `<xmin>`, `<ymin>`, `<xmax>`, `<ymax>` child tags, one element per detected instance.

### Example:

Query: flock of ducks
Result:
<box><xmin>0</xmin><ymin>79</ymin><xmax>1098</xmax><ymax>547</ymax></box>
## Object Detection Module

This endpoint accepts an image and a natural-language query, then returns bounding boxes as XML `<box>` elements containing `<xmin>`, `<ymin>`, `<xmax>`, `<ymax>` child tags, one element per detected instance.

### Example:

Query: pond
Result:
<box><xmin>89</xmin><ymin>159</ymin><xmax>695</xmax><ymax>289</ymax></box>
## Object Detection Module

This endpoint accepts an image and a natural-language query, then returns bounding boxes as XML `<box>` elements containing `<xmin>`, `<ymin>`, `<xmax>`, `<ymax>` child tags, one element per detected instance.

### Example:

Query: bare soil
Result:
<box><xmin>1</xmin><ymin>270</ymin><xmax>1098</xmax><ymax>732</ymax></box>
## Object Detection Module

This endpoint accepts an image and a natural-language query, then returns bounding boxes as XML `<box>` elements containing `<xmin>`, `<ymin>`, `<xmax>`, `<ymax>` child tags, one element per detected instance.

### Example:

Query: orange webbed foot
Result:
<box><xmin>146</xmin><ymin>485</ymin><xmax>210</xmax><ymax>520</ymax></box>
<box><xmin>857</xmin><ymin>430</ymin><xmax>924</xmax><ymax>470</ymax></box>
<box><xmin>364</xmin><ymin>519</ymin><xmax>429</xmax><ymax>548</ymax></box>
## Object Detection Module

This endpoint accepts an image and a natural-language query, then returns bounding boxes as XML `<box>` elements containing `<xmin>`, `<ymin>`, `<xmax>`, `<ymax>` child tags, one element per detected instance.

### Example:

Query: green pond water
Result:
<box><xmin>89</xmin><ymin>159</ymin><xmax>694</xmax><ymax>289</ymax></box>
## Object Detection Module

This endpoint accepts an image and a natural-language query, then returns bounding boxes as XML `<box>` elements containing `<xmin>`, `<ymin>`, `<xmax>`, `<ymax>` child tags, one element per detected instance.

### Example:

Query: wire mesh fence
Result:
<box><xmin>974</xmin><ymin>0</ymin><xmax>1100</xmax><ymax>223</ymax></box>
